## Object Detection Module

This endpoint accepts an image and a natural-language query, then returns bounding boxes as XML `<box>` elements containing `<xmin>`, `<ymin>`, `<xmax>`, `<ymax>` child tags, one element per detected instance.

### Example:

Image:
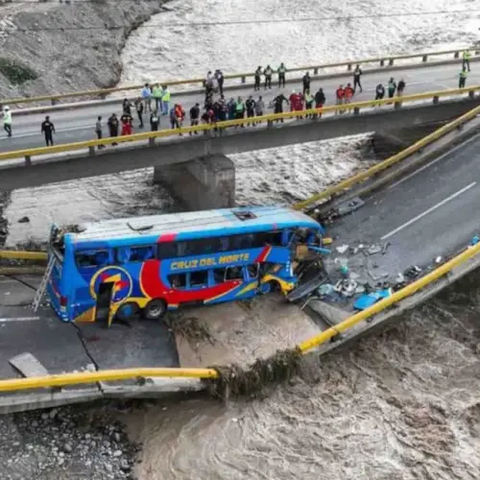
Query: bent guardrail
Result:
<box><xmin>3</xmin><ymin>46</ymin><xmax>478</xmax><ymax>108</ymax></box>
<box><xmin>292</xmin><ymin>102</ymin><xmax>480</xmax><ymax>210</ymax></box>
<box><xmin>2</xmin><ymin>85</ymin><xmax>480</xmax><ymax>166</ymax></box>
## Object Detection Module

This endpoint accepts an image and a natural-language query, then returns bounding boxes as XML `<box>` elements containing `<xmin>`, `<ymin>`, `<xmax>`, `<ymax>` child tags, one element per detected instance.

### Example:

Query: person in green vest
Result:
<box><xmin>304</xmin><ymin>89</ymin><xmax>314</xmax><ymax>118</ymax></box>
<box><xmin>459</xmin><ymin>67</ymin><xmax>468</xmax><ymax>88</ymax></box>
<box><xmin>235</xmin><ymin>96</ymin><xmax>245</xmax><ymax>127</ymax></box>
<box><xmin>152</xmin><ymin>83</ymin><xmax>163</xmax><ymax>113</ymax></box>
<box><xmin>387</xmin><ymin>77</ymin><xmax>396</xmax><ymax>98</ymax></box>
<box><xmin>277</xmin><ymin>63</ymin><xmax>287</xmax><ymax>87</ymax></box>
<box><xmin>162</xmin><ymin>86</ymin><xmax>171</xmax><ymax>115</ymax></box>
<box><xmin>462</xmin><ymin>49</ymin><xmax>471</xmax><ymax>72</ymax></box>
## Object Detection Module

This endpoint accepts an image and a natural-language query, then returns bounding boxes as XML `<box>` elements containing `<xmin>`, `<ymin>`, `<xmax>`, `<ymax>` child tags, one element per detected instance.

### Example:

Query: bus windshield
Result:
<box><xmin>45</xmin><ymin>207</ymin><xmax>326</xmax><ymax>325</ymax></box>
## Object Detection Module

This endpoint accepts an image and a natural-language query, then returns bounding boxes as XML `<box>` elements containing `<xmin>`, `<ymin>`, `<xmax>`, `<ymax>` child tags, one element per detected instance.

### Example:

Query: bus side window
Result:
<box><xmin>225</xmin><ymin>266</ymin><xmax>244</xmax><ymax>281</ymax></box>
<box><xmin>75</xmin><ymin>250</ymin><xmax>111</xmax><ymax>269</ymax></box>
<box><xmin>213</xmin><ymin>268</ymin><xmax>226</xmax><ymax>284</ymax></box>
<box><xmin>247</xmin><ymin>263</ymin><xmax>260</xmax><ymax>279</ymax></box>
<box><xmin>190</xmin><ymin>271</ymin><xmax>208</xmax><ymax>288</ymax></box>
<box><xmin>168</xmin><ymin>274</ymin><xmax>187</xmax><ymax>289</ymax></box>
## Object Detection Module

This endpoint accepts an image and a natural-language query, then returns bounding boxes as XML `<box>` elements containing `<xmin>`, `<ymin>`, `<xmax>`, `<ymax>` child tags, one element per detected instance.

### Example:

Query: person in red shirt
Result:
<box><xmin>120</xmin><ymin>112</ymin><xmax>133</xmax><ymax>135</ymax></box>
<box><xmin>344</xmin><ymin>83</ymin><xmax>354</xmax><ymax>105</ymax></box>
<box><xmin>335</xmin><ymin>85</ymin><xmax>345</xmax><ymax>114</ymax></box>
<box><xmin>289</xmin><ymin>90</ymin><xmax>299</xmax><ymax>112</ymax></box>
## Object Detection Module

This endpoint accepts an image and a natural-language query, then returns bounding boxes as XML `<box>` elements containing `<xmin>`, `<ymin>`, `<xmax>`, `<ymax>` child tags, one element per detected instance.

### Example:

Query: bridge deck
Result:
<box><xmin>4</xmin><ymin>61</ymin><xmax>480</xmax><ymax>153</ymax></box>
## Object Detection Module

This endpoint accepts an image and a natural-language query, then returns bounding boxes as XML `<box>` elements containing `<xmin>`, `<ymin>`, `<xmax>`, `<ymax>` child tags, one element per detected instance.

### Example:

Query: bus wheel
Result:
<box><xmin>261</xmin><ymin>281</ymin><xmax>278</xmax><ymax>294</ymax></box>
<box><xmin>144</xmin><ymin>299</ymin><xmax>167</xmax><ymax>320</ymax></box>
<box><xmin>116</xmin><ymin>302</ymin><xmax>139</xmax><ymax>321</ymax></box>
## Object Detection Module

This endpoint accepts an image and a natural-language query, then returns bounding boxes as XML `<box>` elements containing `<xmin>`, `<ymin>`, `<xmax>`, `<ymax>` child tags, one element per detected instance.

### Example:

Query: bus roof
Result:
<box><xmin>65</xmin><ymin>206</ymin><xmax>323</xmax><ymax>246</ymax></box>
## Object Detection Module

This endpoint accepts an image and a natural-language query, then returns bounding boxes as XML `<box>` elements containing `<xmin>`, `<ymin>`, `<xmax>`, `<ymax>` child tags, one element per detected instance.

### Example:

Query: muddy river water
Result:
<box><xmin>121</xmin><ymin>274</ymin><xmax>480</xmax><ymax>480</ymax></box>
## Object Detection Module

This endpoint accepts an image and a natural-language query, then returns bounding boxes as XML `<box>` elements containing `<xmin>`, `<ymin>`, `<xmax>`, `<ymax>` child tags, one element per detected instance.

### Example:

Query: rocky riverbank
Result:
<box><xmin>1</xmin><ymin>403</ymin><xmax>140</xmax><ymax>480</ymax></box>
<box><xmin>0</xmin><ymin>0</ymin><xmax>164</xmax><ymax>101</ymax></box>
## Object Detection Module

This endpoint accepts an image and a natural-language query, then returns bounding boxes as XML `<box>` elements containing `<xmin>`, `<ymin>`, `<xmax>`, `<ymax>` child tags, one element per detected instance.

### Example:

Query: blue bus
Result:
<box><xmin>47</xmin><ymin>206</ymin><xmax>325</xmax><ymax>325</ymax></box>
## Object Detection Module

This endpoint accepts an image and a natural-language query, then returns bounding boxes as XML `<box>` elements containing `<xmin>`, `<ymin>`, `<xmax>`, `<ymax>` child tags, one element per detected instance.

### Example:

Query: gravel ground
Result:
<box><xmin>0</xmin><ymin>403</ymin><xmax>140</xmax><ymax>480</ymax></box>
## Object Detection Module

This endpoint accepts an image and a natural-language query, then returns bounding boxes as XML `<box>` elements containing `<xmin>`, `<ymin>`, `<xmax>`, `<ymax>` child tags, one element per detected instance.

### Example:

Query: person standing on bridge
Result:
<box><xmin>2</xmin><ymin>106</ymin><xmax>12</xmax><ymax>138</ymax></box>
<box><xmin>254</xmin><ymin>66</ymin><xmax>262</xmax><ymax>91</ymax></box>
<box><xmin>141</xmin><ymin>83</ymin><xmax>152</xmax><ymax>112</ymax></box>
<box><xmin>152</xmin><ymin>83</ymin><xmax>163</xmax><ymax>113</ymax></box>
<box><xmin>41</xmin><ymin>115</ymin><xmax>55</xmax><ymax>146</ymax></box>
<box><xmin>122</xmin><ymin>98</ymin><xmax>132</xmax><ymax>116</ymax></box>
<box><xmin>255</xmin><ymin>95</ymin><xmax>265</xmax><ymax>124</ymax></box>
<box><xmin>215</xmin><ymin>70</ymin><xmax>224</xmax><ymax>96</ymax></box>
<box><xmin>344</xmin><ymin>84</ymin><xmax>354</xmax><ymax>105</ymax></box>
<box><xmin>278</xmin><ymin>63</ymin><xmax>287</xmax><ymax>87</ymax></box>
<box><xmin>462</xmin><ymin>49</ymin><xmax>471</xmax><ymax>72</ymax></box>
<box><xmin>95</xmin><ymin>116</ymin><xmax>105</xmax><ymax>149</ymax></box>
<box><xmin>245</xmin><ymin>95</ymin><xmax>256</xmax><ymax>126</ymax></box>
<box><xmin>387</xmin><ymin>78</ymin><xmax>396</xmax><ymax>99</ymax></box>
<box><xmin>397</xmin><ymin>79</ymin><xmax>406</xmax><ymax>96</ymax></box>
<box><xmin>107</xmin><ymin>113</ymin><xmax>119</xmax><ymax>145</ymax></box>
<box><xmin>459</xmin><ymin>67</ymin><xmax>468</xmax><ymax>88</ymax></box>
<box><xmin>135</xmin><ymin>98</ymin><xmax>144</xmax><ymax>128</ymax></box>
<box><xmin>264</xmin><ymin>65</ymin><xmax>273</xmax><ymax>89</ymax></box>
<box><xmin>314</xmin><ymin>87</ymin><xmax>325</xmax><ymax>118</ymax></box>
<box><xmin>150</xmin><ymin>109</ymin><xmax>160</xmax><ymax>132</ymax></box>
<box><xmin>272</xmin><ymin>93</ymin><xmax>289</xmax><ymax>122</ymax></box>
<box><xmin>189</xmin><ymin>103</ymin><xmax>200</xmax><ymax>134</ymax></box>
<box><xmin>120</xmin><ymin>111</ymin><xmax>133</xmax><ymax>136</ymax></box>
<box><xmin>375</xmin><ymin>83</ymin><xmax>385</xmax><ymax>101</ymax></box>
<box><xmin>302</xmin><ymin>72</ymin><xmax>311</xmax><ymax>95</ymax></box>
<box><xmin>235</xmin><ymin>96</ymin><xmax>245</xmax><ymax>126</ymax></box>
<box><xmin>162</xmin><ymin>86</ymin><xmax>171</xmax><ymax>116</ymax></box>
<box><xmin>335</xmin><ymin>85</ymin><xmax>345</xmax><ymax>114</ymax></box>
<box><xmin>353</xmin><ymin>65</ymin><xmax>363</xmax><ymax>93</ymax></box>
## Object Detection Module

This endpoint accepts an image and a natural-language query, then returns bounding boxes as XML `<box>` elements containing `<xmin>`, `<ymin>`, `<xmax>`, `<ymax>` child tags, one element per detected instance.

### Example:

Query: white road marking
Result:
<box><xmin>381</xmin><ymin>181</ymin><xmax>477</xmax><ymax>240</ymax></box>
<box><xmin>388</xmin><ymin>133</ymin><xmax>480</xmax><ymax>190</ymax></box>
<box><xmin>0</xmin><ymin>316</ymin><xmax>40</xmax><ymax>323</ymax></box>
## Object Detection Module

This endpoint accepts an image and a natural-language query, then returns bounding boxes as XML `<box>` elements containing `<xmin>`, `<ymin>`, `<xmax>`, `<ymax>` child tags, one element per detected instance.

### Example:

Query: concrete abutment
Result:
<box><xmin>153</xmin><ymin>153</ymin><xmax>236</xmax><ymax>210</ymax></box>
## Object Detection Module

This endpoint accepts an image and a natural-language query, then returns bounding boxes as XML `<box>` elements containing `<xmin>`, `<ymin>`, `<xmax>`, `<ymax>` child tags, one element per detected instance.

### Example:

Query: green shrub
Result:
<box><xmin>0</xmin><ymin>57</ymin><xmax>37</xmax><ymax>85</ymax></box>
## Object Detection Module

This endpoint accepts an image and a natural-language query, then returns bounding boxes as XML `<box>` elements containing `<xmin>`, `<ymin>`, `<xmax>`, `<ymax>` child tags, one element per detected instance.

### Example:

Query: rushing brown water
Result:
<box><xmin>123</xmin><ymin>273</ymin><xmax>480</xmax><ymax>480</ymax></box>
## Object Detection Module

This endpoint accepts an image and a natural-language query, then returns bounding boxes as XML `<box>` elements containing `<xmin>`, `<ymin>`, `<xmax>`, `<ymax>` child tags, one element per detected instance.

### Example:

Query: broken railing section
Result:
<box><xmin>207</xmin><ymin>240</ymin><xmax>480</xmax><ymax>399</ymax></box>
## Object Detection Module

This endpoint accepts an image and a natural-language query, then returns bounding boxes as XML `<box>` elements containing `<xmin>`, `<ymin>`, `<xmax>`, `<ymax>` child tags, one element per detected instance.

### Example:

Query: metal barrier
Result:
<box><xmin>3</xmin><ymin>46</ymin><xmax>477</xmax><ymax>107</ymax></box>
<box><xmin>2</xmin><ymin>85</ymin><xmax>480</xmax><ymax>165</ymax></box>
<box><xmin>0</xmin><ymin>250</ymin><xmax>47</xmax><ymax>261</ymax></box>
<box><xmin>292</xmin><ymin>102</ymin><xmax>480</xmax><ymax>210</ymax></box>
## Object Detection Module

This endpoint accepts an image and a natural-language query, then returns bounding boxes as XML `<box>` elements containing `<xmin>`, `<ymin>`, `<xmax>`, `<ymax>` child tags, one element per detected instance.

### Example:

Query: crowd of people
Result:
<box><xmin>1</xmin><ymin>50</ymin><xmax>474</xmax><ymax>145</ymax></box>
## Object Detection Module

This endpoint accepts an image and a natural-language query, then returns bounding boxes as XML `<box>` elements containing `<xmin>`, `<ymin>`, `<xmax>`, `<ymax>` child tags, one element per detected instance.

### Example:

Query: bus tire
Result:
<box><xmin>116</xmin><ymin>302</ymin><xmax>139</xmax><ymax>321</ymax></box>
<box><xmin>261</xmin><ymin>281</ymin><xmax>279</xmax><ymax>294</ymax></box>
<box><xmin>144</xmin><ymin>299</ymin><xmax>167</xmax><ymax>320</ymax></box>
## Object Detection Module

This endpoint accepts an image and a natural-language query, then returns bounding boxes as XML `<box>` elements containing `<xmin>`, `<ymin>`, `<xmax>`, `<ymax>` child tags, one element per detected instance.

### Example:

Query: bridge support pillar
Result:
<box><xmin>153</xmin><ymin>154</ymin><xmax>236</xmax><ymax>210</ymax></box>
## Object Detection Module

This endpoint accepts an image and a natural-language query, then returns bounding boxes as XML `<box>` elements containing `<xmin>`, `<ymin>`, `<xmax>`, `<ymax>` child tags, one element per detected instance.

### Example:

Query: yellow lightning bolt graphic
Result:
<box><xmin>103</xmin><ymin>274</ymin><xmax>122</xmax><ymax>294</ymax></box>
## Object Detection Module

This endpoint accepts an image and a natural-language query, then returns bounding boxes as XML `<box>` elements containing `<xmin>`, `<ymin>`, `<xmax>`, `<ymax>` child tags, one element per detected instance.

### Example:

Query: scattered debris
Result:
<box><xmin>353</xmin><ymin>288</ymin><xmax>392</xmax><ymax>311</ymax></box>
<box><xmin>336</xmin><ymin>197</ymin><xmax>365</xmax><ymax>216</ymax></box>
<box><xmin>334</xmin><ymin>278</ymin><xmax>358</xmax><ymax>297</ymax></box>
<box><xmin>404</xmin><ymin>265</ymin><xmax>422</xmax><ymax>279</ymax></box>
<box><xmin>382</xmin><ymin>242</ymin><xmax>391</xmax><ymax>254</ymax></box>
<box><xmin>471</xmin><ymin>235</ymin><xmax>479</xmax><ymax>246</ymax></box>
<box><xmin>395</xmin><ymin>272</ymin><xmax>406</xmax><ymax>285</ymax></box>
<box><xmin>367</xmin><ymin>244</ymin><xmax>383</xmax><ymax>255</ymax></box>
<box><xmin>336</xmin><ymin>244</ymin><xmax>349</xmax><ymax>254</ymax></box>
<box><xmin>435</xmin><ymin>256</ymin><xmax>442</xmax><ymax>264</ymax></box>
<box><xmin>322</xmin><ymin>237</ymin><xmax>333</xmax><ymax>245</ymax></box>
<box><xmin>17</xmin><ymin>216</ymin><xmax>29</xmax><ymax>223</ymax></box>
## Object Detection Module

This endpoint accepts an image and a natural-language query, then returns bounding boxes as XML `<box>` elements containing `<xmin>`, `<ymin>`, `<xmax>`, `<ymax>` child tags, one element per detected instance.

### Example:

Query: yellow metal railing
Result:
<box><xmin>0</xmin><ymin>250</ymin><xmax>47</xmax><ymax>261</ymax></box>
<box><xmin>2</xmin><ymin>85</ymin><xmax>480</xmax><ymax>164</ymax></box>
<box><xmin>3</xmin><ymin>46</ymin><xmax>476</xmax><ymax>107</ymax></box>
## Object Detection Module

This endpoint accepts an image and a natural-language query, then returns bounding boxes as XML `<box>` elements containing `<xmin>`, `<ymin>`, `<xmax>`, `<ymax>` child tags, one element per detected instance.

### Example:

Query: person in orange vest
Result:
<box><xmin>344</xmin><ymin>83</ymin><xmax>354</xmax><ymax>105</ymax></box>
<box><xmin>335</xmin><ymin>85</ymin><xmax>345</xmax><ymax>114</ymax></box>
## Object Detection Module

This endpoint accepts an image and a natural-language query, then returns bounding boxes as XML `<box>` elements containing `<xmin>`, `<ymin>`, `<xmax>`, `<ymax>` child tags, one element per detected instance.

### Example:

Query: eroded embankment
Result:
<box><xmin>0</xmin><ymin>0</ymin><xmax>165</xmax><ymax>100</ymax></box>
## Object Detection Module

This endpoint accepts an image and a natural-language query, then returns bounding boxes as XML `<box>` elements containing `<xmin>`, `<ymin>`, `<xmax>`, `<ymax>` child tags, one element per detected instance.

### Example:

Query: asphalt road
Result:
<box><xmin>0</xmin><ymin>275</ymin><xmax>179</xmax><ymax>381</ymax></box>
<box><xmin>2</xmin><ymin>62</ymin><xmax>479</xmax><ymax>153</ymax></box>
<box><xmin>326</xmin><ymin>132</ymin><xmax>480</xmax><ymax>283</ymax></box>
